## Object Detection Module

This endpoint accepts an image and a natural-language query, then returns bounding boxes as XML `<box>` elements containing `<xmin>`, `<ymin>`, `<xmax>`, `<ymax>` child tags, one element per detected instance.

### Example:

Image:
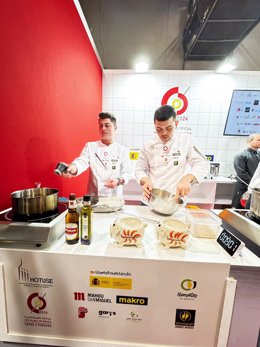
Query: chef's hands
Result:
<box><xmin>105</xmin><ymin>179</ymin><xmax>119</xmax><ymax>189</ymax></box>
<box><xmin>62</xmin><ymin>164</ymin><xmax>77</xmax><ymax>178</ymax></box>
<box><xmin>140</xmin><ymin>177</ymin><xmax>153</xmax><ymax>201</ymax></box>
<box><xmin>175</xmin><ymin>174</ymin><xmax>196</xmax><ymax>200</ymax></box>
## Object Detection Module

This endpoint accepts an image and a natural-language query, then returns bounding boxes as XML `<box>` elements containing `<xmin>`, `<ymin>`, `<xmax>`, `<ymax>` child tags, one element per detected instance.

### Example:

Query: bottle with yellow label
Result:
<box><xmin>65</xmin><ymin>193</ymin><xmax>79</xmax><ymax>244</ymax></box>
<box><xmin>80</xmin><ymin>195</ymin><xmax>92</xmax><ymax>245</ymax></box>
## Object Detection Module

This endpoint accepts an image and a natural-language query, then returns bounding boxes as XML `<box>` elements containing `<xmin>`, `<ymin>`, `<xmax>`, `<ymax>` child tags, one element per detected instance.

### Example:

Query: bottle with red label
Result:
<box><xmin>65</xmin><ymin>193</ymin><xmax>79</xmax><ymax>244</ymax></box>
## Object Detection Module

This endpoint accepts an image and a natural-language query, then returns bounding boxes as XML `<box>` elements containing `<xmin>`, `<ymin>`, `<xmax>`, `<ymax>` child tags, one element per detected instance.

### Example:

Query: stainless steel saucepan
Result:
<box><xmin>11</xmin><ymin>187</ymin><xmax>59</xmax><ymax>216</ymax></box>
<box><xmin>232</xmin><ymin>174</ymin><xmax>260</xmax><ymax>219</ymax></box>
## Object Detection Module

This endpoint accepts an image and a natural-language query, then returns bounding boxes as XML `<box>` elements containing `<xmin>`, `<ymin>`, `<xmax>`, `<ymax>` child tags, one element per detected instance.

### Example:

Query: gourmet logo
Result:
<box><xmin>116</xmin><ymin>295</ymin><xmax>148</xmax><ymax>306</ymax></box>
<box><xmin>18</xmin><ymin>259</ymin><xmax>53</xmax><ymax>288</ymax></box>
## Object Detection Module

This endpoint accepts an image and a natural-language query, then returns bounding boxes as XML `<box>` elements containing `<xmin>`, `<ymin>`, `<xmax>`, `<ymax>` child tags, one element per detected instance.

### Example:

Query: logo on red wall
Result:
<box><xmin>27</xmin><ymin>292</ymin><xmax>47</xmax><ymax>313</ymax></box>
<box><xmin>161</xmin><ymin>87</ymin><xmax>188</xmax><ymax>115</ymax></box>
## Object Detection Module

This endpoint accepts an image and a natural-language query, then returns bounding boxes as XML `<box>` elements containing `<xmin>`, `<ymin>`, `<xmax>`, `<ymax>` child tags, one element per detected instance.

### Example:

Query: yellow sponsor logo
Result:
<box><xmin>129</xmin><ymin>152</ymin><xmax>139</xmax><ymax>160</ymax></box>
<box><xmin>90</xmin><ymin>276</ymin><xmax>132</xmax><ymax>289</ymax></box>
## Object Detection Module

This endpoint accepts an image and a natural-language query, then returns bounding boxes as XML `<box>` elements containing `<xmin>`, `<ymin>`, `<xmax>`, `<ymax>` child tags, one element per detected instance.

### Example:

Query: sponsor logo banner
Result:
<box><xmin>175</xmin><ymin>309</ymin><xmax>196</xmax><ymax>329</ymax></box>
<box><xmin>177</xmin><ymin>279</ymin><xmax>198</xmax><ymax>300</ymax></box>
<box><xmin>126</xmin><ymin>311</ymin><xmax>142</xmax><ymax>323</ymax></box>
<box><xmin>73</xmin><ymin>291</ymin><xmax>112</xmax><ymax>303</ymax></box>
<box><xmin>181</xmin><ymin>279</ymin><xmax>197</xmax><ymax>291</ymax></box>
<box><xmin>116</xmin><ymin>295</ymin><xmax>148</xmax><ymax>306</ymax></box>
<box><xmin>98</xmin><ymin>310</ymin><xmax>116</xmax><ymax>318</ymax></box>
<box><xmin>24</xmin><ymin>292</ymin><xmax>52</xmax><ymax>328</ymax></box>
<box><xmin>78</xmin><ymin>307</ymin><xmax>88</xmax><ymax>318</ymax></box>
<box><xmin>18</xmin><ymin>259</ymin><xmax>53</xmax><ymax>289</ymax></box>
<box><xmin>90</xmin><ymin>276</ymin><xmax>132</xmax><ymax>289</ymax></box>
<box><xmin>90</xmin><ymin>269</ymin><xmax>131</xmax><ymax>277</ymax></box>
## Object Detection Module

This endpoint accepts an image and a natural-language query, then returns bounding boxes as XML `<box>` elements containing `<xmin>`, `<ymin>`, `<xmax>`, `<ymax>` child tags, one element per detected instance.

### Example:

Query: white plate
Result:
<box><xmin>93</xmin><ymin>197</ymin><xmax>125</xmax><ymax>213</ymax></box>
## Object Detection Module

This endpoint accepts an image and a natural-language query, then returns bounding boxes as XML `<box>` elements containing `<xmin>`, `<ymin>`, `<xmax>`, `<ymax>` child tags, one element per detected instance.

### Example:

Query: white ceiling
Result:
<box><xmin>79</xmin><ymin>0</ymin><xmax>260</xmax><ymax>71</ymax></box>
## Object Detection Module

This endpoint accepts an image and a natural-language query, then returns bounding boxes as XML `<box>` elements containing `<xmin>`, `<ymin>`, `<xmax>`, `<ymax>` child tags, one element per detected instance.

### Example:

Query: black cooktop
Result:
<box><xmin>0</xmin><ymin>203</ymin><xmax>67</xmax><ymax>224</ymax></box>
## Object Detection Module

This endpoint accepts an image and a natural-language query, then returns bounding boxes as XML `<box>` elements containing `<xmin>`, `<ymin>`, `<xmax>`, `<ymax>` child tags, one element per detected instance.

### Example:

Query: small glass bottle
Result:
<box><xmin>80</xmin><ymin>195</ymin><xmax>93</xmax><ymax>245</ymax></box>
<box><xmin>65</xmin><ymin>193</ymin><xmax>79</xmax><ymax>244</ymax></box>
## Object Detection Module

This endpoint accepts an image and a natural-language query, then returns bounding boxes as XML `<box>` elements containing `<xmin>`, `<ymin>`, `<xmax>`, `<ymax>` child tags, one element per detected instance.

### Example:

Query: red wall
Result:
<box><xmin>0</xmin><ymin>0</ymin><xmax>102</xmax><ymax>210</ymax></box>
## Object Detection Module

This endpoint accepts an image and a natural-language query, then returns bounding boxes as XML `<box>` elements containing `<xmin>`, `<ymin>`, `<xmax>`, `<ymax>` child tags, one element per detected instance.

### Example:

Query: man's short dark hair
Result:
<box><xmin>99</xmin><ymin>112</ymin><xmax>117</xmax><ymax>127</ymax></box>
<box><xmin>154</xmin><ymin>105</ymin><xmax>176</xmax><ymax>122</ymax></box>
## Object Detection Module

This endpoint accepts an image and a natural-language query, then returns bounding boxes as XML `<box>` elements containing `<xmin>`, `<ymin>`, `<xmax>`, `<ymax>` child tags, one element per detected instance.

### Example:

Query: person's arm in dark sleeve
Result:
<box><xmin>233</xmin><ymin>153</ymin><xmax>251</xmax><ymax>184</ymax></box>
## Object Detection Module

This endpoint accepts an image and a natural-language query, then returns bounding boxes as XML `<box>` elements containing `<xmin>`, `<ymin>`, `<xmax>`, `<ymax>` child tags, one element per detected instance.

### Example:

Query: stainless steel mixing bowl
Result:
<box><xmin>149</xmin><ymin>188</ymin><xmax>183</xmax><ymax>215</ymax></box>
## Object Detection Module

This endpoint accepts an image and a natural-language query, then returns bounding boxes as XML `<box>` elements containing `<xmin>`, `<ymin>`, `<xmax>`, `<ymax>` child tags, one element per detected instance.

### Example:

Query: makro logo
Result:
<box><xmin>181</xmin><ymin>279</ymin><xmax>197</xmax><ymax>291</ymax></box>
<box><xmin>116</xmin><ymin>295</ymin><xmax>148</xmax><ymax>306</ymax></box>
<box><xmin>98</xmin><ymin>310</ymin><xmax>116</xmax><ymax>318</ymax></box>
<box><xmin>175</xmin><ymin>309</ymin><xmax>196</xmax><ymax>329</ymax></box>
<box><xmin>27</xmin><ymin>292</ymin><xmax>47</xmax><ymax>314</ymax></box>
<box><xmin>18</xmin><ymin>259</ymin><xmax>53</xmax><ymax>287</ymax></box>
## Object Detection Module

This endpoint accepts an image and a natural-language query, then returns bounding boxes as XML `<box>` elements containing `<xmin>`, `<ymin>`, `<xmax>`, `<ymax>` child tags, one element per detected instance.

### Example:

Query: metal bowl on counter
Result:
<box><xmin>11</xmin><ymin>188</ymin><xmax>59</xmax><ymax>216</ymax></box>
<box><xmin>149</xmin><ymin>188</ymin><xmax>183</xmax><ymax>216</ymax></box>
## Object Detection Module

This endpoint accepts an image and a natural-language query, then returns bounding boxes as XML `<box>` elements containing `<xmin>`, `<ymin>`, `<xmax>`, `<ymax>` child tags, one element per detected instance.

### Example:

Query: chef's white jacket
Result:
<box><xmin>248</xmin><ymin>162</ymin><xmax>260</xmax><ymax>193</ymax></box>
<box><xmin>72</xmin><ymin>140</ymin><xmax>132</xmax><ymax>197</ymax></box>
<box><xmin>135</xmin><ymin>132</ymin><xmax>209</xmax><ymax>194</ymax></box>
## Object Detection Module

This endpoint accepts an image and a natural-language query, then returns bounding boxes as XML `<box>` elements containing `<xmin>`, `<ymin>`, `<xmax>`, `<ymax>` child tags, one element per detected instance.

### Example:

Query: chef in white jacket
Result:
<box><xmin>245</xmin><ymin>162</ymin><xmax>260</xmax><ymax>208</ymax></box>
<box><xmin>63</xmin><ymin>112</ymin><xmax>132</xmax><ymax>197</ymax></box>
<box><xmin>135</xmin><ymin>105</ymin><xmax>209</xmax><ymax>202</ymax></box>
<box><xmin>249</xmin><ymin>162</ymin><xmax>260</xmax><ymax>188</ymax></box>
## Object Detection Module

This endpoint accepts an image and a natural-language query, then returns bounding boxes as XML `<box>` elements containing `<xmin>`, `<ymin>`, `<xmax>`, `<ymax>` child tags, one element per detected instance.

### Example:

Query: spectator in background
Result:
<box><xmin>135</xmin><ymin>105</ymin><xmax>209</xmax><ymax>203</ymax></box>
<box><xmin>61</xmin><ymin>112</ymin><xmax>132</xmax><ymax>197</ymax></box>
<box><xmin>232</xmin><ymin>134</ymin><xmax>260</xmax><ymax>209</ymax></box>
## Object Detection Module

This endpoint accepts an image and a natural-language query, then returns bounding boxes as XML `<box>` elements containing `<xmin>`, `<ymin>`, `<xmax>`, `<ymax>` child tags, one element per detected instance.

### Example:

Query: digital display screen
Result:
<box><xmin>223</xmin><ymin>89</ymin><xmax>260</xmax><ymax>136</ymax></box>
<box><xmin>217</xmin><ymin>229</ymin><xmax>242</xmax><ymax>256</ymax></box>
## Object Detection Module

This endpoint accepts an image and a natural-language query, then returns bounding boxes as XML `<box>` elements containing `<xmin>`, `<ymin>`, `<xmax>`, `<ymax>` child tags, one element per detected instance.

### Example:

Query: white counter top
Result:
<box><xmin>1</xmin><ymin>206</ymin><xmax>259</xmax><ymax>267</ymax></box>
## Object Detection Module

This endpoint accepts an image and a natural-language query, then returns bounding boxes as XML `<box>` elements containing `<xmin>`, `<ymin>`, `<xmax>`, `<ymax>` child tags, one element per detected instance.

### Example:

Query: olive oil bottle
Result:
<box><xmin>80</xmin><ymin>195</ymin><xmax>92</xmax><ymax>245</ymax></box>
<box><xmin>65</xmin><ymin>193</ymin><xmax>79</xmax><ymax>244</ymax></box>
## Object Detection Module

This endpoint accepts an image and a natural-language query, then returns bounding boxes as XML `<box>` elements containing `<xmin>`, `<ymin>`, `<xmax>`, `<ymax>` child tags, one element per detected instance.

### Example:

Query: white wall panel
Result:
<box><xmin>103</xmin><ymin>70</ymin><xmax>260</xmax><ymax>177</ymax></box>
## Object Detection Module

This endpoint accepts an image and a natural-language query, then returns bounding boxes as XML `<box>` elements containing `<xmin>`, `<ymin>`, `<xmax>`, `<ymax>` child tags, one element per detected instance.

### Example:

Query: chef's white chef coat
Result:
<box><xmin>135</xmin><ymin>132</ymin><xmax>209</xmax><ymax>194</ymax></box>
<box><xmin>72</xmin><ymin>140</ymin><xmax>132</xmax><ymax>197</ymax></box>
<box><xmin>248</xmin><ymin>162</ymin><xmax>260</xmax><ymax>193</ymax></box>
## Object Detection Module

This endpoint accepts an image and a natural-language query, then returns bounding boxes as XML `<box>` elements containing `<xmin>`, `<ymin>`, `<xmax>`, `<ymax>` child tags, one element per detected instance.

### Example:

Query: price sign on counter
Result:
<box><xmin>217</xmin><ymin>229</ymin><xmax>245</xmax><ymax>257</ymax></box>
